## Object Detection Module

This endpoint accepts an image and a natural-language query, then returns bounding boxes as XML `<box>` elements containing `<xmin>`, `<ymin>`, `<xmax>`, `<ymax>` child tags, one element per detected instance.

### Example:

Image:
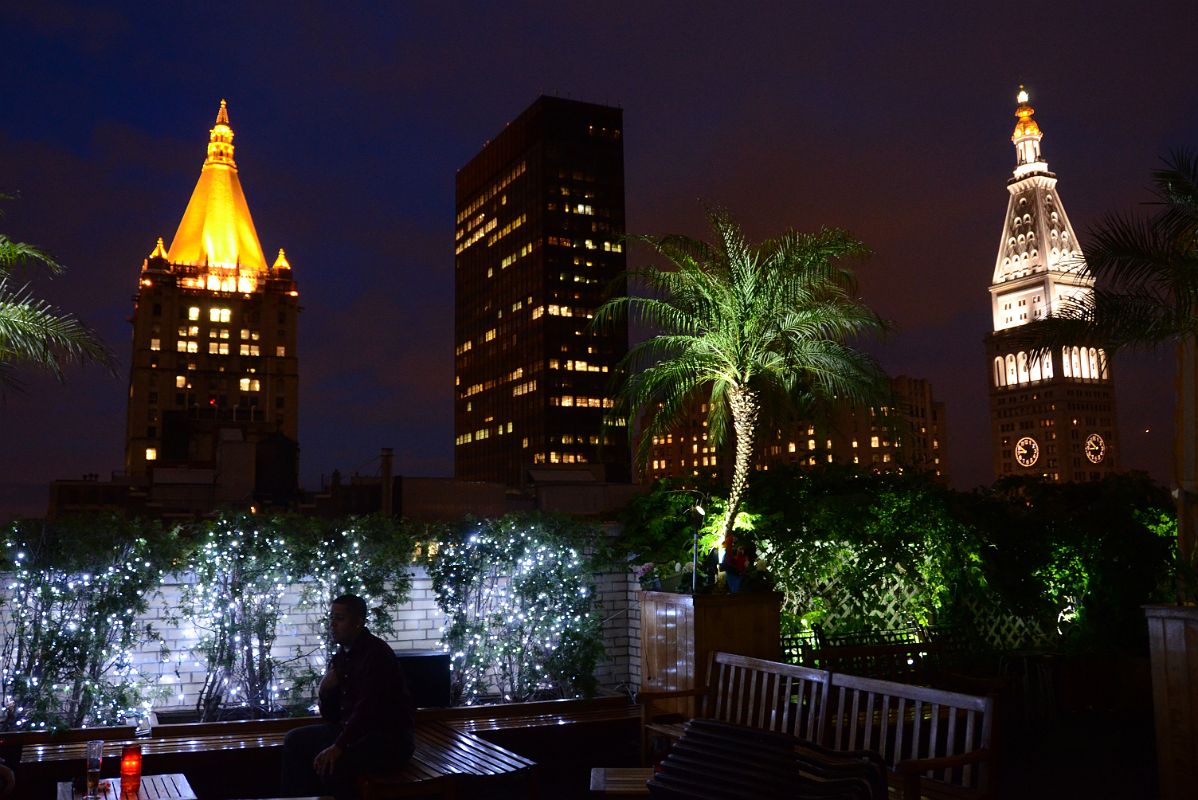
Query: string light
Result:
<box><xmin>3</xmin><ymin>513</ymin><xmax>606</xmax><ymax>722</ymax></box>
<box><xmin>426</xmin><ymin>517</ymin><xmax>603</xmax><ymax>705</ymax></box>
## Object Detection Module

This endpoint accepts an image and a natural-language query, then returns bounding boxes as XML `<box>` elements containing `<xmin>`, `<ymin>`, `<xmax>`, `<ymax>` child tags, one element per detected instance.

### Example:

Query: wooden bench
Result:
<box><xmin>827</xmin><ymin>673</ymin><xmax>994</xmax><ymax>800</ymax></box>
<box><xmin>14</xmin><ymin>698</ymin><xmax>640</xmax><ymax>800</ymax></box>
<box><xmin>638</xmin><ymin>651</ymin><xmax>832</xmax><ymax>762</ymax></box>
<box><xmin>422</xmin><ymin>694</ymin><xmax>641</xmax><ymax>735</ymax></box>
<box><xmin>18</xmin><ymin>716</ymin><xmax>536</xmax><ymax>800</ymax></box>
<box><xmin>0</xmin><ymin>724</ymin><xmax>137</xmax><ymax>762</ymax></box>
<box><xmin>649</xmin><ymin>718</ymin><xmax>886</xmax><ymax>799</ymax></box>
<box><xmin>638</xmin><ymin>652</ymin><xmax>996</xmax><ymax>800</ymax></box>
<box><xmin>360</xmin><ymin>721</ymin><xmax>534</xmax><ymax>799</ymax></box>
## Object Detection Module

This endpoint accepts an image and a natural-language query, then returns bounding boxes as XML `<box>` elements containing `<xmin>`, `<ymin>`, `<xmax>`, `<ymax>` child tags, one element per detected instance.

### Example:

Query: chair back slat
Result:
<box><xmin>827</xmin><ymin>671</ymin><xmax>994</xmax><ymax>793</ymax></box>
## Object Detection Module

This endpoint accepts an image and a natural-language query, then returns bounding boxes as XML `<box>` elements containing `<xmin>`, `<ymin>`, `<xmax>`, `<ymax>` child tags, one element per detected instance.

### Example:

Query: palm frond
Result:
<box><xmin>0</xmin><ymin>235</ymin><xmax>64</xmax><ymax>278</ymax></box>
<box><xmin>0</xmin><ymin>278</ymin><xmax>116</xmax><ymax>386</ymax></box>
<box><xmin>1021</xmin><ymin>149</ymin><xmax>1198</xmax><ymax>365</ymax></box>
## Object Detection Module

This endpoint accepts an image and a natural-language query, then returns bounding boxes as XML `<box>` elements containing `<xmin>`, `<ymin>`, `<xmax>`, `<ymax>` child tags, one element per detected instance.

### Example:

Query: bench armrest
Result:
<box><xmin>896</xmin><ymin>748</ymin><xmax>993</xmax><ymax>774</ymax></box>
<box><xmin>896</xmin><ymin>749</ymin><xmax>994</xmax><ymax>800</ymax></box>
<box><xmin>636</xmin><ymin>688</ymin><xmax>708</xmax><ymax>703</ymax></box>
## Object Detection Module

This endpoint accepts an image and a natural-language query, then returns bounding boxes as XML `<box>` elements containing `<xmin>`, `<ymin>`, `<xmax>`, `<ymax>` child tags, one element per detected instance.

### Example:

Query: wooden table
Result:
<box><xmin>589</xmin><ymin>767</ymin><xmax>652</xmax><ymax>795</ymax></box>
<box><xmin>56</xmin><ymin>773</ymin><xmax>196</xmax><ymax>800</ymax></box>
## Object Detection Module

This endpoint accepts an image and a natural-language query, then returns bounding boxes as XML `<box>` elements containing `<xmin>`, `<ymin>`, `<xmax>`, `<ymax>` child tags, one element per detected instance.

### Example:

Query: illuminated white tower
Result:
<box><xmin>986</xmin><ymin>87</ymin><xmax>1118</xmax><ymax>482</ymax></box>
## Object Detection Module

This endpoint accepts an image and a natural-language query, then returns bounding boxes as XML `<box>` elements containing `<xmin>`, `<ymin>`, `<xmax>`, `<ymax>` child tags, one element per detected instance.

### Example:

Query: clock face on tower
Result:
<box><xmin>1015</xmin><ymin>436</ymin><xmax>1040</xmax><ymax>467</ymax></box>
<box><xmin>1085</xmin><ymin>433</ymin><xmax>1106</xmax><ymax>464</ymax></box>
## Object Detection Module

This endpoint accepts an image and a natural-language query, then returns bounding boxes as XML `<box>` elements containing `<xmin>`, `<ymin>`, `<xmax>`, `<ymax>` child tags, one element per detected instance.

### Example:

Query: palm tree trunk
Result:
<box><xmin>723</xmin><ymin>386</ymin><xmax>760</xmax><ymax>538</ymax></box>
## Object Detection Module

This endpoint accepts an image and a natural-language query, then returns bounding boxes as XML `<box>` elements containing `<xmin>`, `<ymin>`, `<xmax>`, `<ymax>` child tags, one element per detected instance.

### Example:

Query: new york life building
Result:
<box><xmin>985</xmin><ymin>89</ymin><xmax>1118</xmax><ymax>482</ymax></box>
<box><xmin>50</xmin><ymin>102</ymin><xmax>299</xmax><ymax>518</ymax></box>
<box><xmin>453</xmin><ymin>97</ymin><xmax>631</xmax><ymax>489</ymax></box>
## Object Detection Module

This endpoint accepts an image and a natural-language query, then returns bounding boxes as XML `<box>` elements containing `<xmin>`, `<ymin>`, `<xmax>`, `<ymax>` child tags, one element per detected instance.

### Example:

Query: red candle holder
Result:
<box><xmin>119</xmin><ymin>743</ymin><xmax>141</xmax><ymax>798</ymax></box>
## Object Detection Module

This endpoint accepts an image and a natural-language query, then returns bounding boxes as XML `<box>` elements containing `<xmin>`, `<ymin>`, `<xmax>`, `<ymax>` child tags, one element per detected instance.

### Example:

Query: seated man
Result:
<box><xmin>282</xmin><ymin>594</ymin><xmax>415</xmax><ymax>799</ymax></box>
<box><xmin>0</xmin><ymin>756</ymin><xmax>14</xmax><ymax>799</ymax></box>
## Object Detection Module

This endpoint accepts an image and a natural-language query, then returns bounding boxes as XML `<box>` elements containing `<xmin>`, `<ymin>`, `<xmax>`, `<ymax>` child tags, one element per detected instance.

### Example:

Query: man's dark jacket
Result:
<box><xmin>319</xmin><ymin>627</ymin><xmax>414</xmax><ymax>748</ymax></box>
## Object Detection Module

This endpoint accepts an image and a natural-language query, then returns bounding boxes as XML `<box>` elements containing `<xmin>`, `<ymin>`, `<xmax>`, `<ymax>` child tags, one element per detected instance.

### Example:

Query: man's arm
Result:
<box><xmin>0</xmin><ymin>758</ymin><xmax>15</xmax><ymax>799</ymax></box>
<box><xmin>317</xmin><ymin>659</ymin><xmax>339</xmax><ymax>721</ymax></box>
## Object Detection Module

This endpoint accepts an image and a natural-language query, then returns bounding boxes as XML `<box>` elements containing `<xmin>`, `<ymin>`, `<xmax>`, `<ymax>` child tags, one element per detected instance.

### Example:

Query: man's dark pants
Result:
<box><xmin>281</xmin><ymin>723</ymin><xmax>415</xmax><ymax>799</ymax></box>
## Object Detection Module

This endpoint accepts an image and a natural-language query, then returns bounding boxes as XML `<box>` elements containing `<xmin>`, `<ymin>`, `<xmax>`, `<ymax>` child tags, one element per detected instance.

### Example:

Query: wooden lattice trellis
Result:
<box><xmin>786</xmin><ymin>575</ymin><xmax>1056</xmax><ymax>651</ymax></box>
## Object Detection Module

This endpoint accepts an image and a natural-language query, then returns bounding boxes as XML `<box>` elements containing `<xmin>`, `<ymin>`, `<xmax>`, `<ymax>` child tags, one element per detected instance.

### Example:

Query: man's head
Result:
<box><xmin>329</xmin><ymin>594</ymin><xmax>368</xmax><ymax>646</ymax></box>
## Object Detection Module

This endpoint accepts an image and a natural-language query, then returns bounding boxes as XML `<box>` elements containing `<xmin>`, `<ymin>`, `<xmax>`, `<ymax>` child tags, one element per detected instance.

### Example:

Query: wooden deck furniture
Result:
<box><xmin>638</xmin><ymin>651</ymin><xmax>832</xmax><ymax>763</ymax></box>
<box><xmin>638</xmin><ymin>651</ymin><xmax>997</xmax><ymax>800</ymax></box>
<box><xmin>56</xmin><ymin>773</ymin><xmax>197</xmax><ymax>800</ymax></box>
<box><xmin>358</xmin><ymin>721</ymin><xmax>535</xmax><ymax>799</ymax></box>
<box><xmin>423</xmin><ymin>694</ymin><xmax>641</xmax><ymax>735</ymax></box>
<box><xmin>21</xmin><ymin>718</ymin><xmax>315</xmax><ymax>764</ymax></box>
<box><xmin>827</xmin><ymin>673</ymin><xmax>994</xmax><ymax>800</ymax></box>
<box><xmin>18</xmin><ymin>698</ymin><xmax>639</xmax><ymax>800</ymax></box>
<box><xmin>647</xmin><ymin>719</ymin><xmax>884</xmax><ymax>799</ymax></box>
<box><xmin>21</xmin><ymin>716</ymin><xmax>536</xmax><ymax>800</ymax></box>
<box><xmin>589</xmin><ymin>767</ymin><xmax>652</xmax><ymax>796</ymax></box>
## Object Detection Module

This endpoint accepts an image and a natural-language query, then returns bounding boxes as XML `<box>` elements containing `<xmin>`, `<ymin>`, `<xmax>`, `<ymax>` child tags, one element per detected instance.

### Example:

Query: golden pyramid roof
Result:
<box><xmin>166</xmin><ymin>100</ymin><xmax>268</xmax><ymax>273</ymax></box>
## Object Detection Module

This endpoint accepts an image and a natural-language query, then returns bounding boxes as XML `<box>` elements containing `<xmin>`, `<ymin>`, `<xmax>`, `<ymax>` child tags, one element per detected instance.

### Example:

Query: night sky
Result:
<box><xmin>1</xmin><ymin>2</ymin><xmax>1194</xmax><ymax>520</ymax></box>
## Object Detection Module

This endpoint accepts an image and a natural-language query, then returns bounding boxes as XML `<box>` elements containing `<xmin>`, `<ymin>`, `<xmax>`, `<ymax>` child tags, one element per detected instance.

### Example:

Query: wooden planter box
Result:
<box><xmin>1145</xmin><ymin>604</ymin><xmax>1198</xmax><ymax>800</ymax></box>
<box><xmin>639</xmin><ymin>590</ymin><xmax>781</xmax><ymax>715</ymax></box>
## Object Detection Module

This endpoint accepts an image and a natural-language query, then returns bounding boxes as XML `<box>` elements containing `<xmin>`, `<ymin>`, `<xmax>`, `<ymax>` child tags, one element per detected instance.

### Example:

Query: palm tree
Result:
<box><xmin>1023</xmin><ymin>152</ymin><xmax>1198</xmax><ymax>585</ymax></box>
<box><xmin>0</xmin><ymin>194</ymin><xmax>113</xmax><ymax>389</ymax></box>
<box><xmin>595</xmin><ymin>210</ymin><xmax>888</xmax><ymax>538</ymax></box>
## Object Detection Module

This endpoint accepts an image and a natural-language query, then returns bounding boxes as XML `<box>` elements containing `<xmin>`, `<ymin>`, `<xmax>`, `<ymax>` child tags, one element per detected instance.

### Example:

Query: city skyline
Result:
<box><xmin>1</xmin><ymin>2</ymin><xmax>1193</xmax><ymax>519</ymax></box>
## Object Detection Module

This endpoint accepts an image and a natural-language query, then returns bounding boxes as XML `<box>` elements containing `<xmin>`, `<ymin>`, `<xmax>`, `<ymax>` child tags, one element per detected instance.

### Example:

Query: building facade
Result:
<box><xmin>122</xmin><ymin>101</ymin><xmax>299</xmax><ymax>505</ymax></box>
<box><xmin>646</xmin><ymin>376</ymin><xmax>949</xmax><ymax>483</ymax></box>
<box><xmin>454</xmin><ymin>96</ymin><xmax>630</xmax><ymax>486</ymax></box>
<box><xmin>985</xmin><ymin>89</ymin><xmax>1118</xmax><ymax>482</ymax></box>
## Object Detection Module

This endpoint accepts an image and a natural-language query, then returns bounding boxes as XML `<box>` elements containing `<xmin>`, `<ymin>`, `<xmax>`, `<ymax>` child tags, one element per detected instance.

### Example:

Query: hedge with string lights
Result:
<box><xmin>424</xmin><ymin>515</ymin><xmax>608</xmax><ymax>705</ymax></box>
<box><xmin>0</xmin><ymin>515</ymin><xmax>181</xmax><ymax>730</ymax></box>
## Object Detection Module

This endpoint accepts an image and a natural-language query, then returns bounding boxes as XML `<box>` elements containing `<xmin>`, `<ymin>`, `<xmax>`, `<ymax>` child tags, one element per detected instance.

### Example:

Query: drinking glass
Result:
<box><xmin>84</xmin><ymin>740</ymin><xmax>103</xmax><ymax>800</ymax></box>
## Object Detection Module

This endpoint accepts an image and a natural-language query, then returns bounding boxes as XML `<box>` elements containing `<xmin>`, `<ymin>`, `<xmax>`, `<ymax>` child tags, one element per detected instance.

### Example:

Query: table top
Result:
<box><xmin>589</xmin><ymin>767</ymin><xmax>652</xmax><ymax>795</ymax></box>
<box><xmin>56</xmin><ymin>773</ymin><xmax>196</xmax><ymax>800</ymax></box>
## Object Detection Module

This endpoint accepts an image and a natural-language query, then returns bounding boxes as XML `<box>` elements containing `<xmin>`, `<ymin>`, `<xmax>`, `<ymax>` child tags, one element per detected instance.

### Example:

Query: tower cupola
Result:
<box><xmin>1011</xmin><ymin>86</ymin><xmax>1047</xmax><ymax>178</ymax></box>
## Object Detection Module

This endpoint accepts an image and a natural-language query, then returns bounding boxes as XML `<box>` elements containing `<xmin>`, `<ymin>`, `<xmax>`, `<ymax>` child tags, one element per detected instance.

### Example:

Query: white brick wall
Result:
<box><xmin>1</xmin><ymin>565</ymin><xmax>641</xmax><ymax>713</ymax></box>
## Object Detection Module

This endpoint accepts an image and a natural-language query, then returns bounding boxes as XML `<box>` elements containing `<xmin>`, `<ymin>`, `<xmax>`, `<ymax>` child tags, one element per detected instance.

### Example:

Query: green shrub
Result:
<box><xmin>284</xmin><ymin>516</ymin><xmax>416</xmax><ymax>706</ymax></box>
<box><xmin>0</xmin><ymin>515</ymin><xmax>179</xmax><ymax>730</ymax></box>
<box><xmin>424</xmin><ymin>514</ymin><xmax>606</xmax><ymax>705</ymax></box>
<box><xmin>177</xmin><ymin>514</ymin><xmax>295</xmax><ymax>720</ymax></box>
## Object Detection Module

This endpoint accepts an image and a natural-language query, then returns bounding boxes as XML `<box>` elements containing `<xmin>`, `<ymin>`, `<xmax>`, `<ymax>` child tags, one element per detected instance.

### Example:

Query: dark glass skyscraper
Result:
<box><xmin>454</xmin><ymin>96</ymin><xmax>630</xmax><ymax>485</ymax></box>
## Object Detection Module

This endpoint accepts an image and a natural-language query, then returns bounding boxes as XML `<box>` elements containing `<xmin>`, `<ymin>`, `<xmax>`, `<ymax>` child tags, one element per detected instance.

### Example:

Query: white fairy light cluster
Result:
<box><xmin>180</xmin><ymin>517</ymin><xmax>294</xmax><ymax>718</ymax></box>
<box><xmin>429</xmin><ymin>519</ymin><xmax>601</xmax><ymax>705</ymax></box>
<box><xmin>1</xmin><ymin>528</ymin><xmax>161</xmax><ymax>729</ymax></box>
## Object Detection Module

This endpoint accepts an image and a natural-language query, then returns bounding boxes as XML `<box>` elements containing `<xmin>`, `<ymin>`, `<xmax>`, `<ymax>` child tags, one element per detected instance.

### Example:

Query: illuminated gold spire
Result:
<box><xmin>272</xmin><ymin>248</ymin><xmax>291</xmax><ymax>269</ymax></box>
<box><xmin>1010</xmin><ymin>85</ymin><xmax>1046</xmax><ymax>174</ymax></box>
<box><xmin>1012</xmin><ymin>85</ymin><xmax>1041</xmax><ymax>140</ymax></box>
<box><xmin>149</xmin><ymin>237</ymin><xmax>168</xmax><ymax>260</ymax></box>
<box><xmin>166</xmin><ymin>100</ymin><xmax>268</xmax><ymax>279</ymax></box>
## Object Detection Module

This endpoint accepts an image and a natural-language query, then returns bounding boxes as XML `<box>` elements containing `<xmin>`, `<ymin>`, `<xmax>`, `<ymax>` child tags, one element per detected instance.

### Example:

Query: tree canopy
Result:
<box><xmin>595</xmin><ymin>210</ymin><xmax>888</xmax><ymax>535</ymax></box>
